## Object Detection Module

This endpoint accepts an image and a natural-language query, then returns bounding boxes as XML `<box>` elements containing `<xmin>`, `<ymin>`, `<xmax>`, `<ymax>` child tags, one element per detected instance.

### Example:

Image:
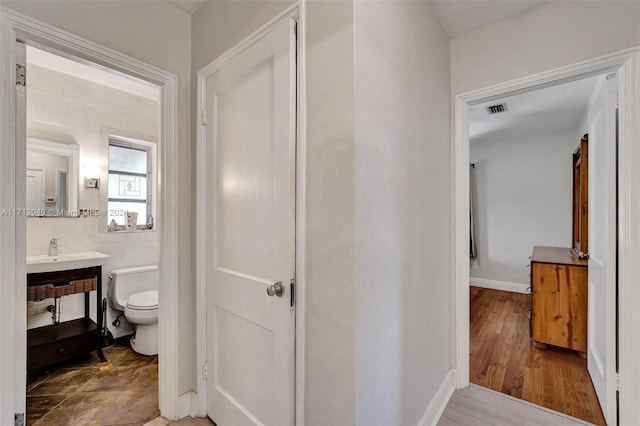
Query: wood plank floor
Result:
<box><xmin>438</xmin><ymin>384</ymin><xmax>594</xmax><ymax>426</ymax></box>
<box><xmin>469</xmin><ymin>287</ymin><xmax>606</xmax><ymax>425</ymax></box>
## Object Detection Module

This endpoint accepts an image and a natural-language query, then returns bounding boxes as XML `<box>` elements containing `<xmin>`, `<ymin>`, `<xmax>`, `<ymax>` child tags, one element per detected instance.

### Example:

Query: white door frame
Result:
<box><xmin>452</xmin><ymin>47</ymin><xmax>640</xmax><ymax>424</ymax></box>
<box><xmin>0</xmin><ymin>7</ymin><xmax>182</xmax><ymax>421</ymax></box>
<box><xmin>195</xmin><ymin>3</ymin><xmax>306</xmax><ymax>422</ymax></box>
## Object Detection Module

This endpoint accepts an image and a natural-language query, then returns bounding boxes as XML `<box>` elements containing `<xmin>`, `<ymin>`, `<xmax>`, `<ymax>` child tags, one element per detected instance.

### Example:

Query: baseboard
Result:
<box><xmin>417</xmin><ymin>368</ymin><xmax>456</xmax><ymax>426</ymax></box>
<box><xmin>177</xmin><ymin>391</ymin><xmax>197</xmax><ymax>418</ymax></box>
<box><xmin>470</xmin><ymin>277</ymin><xmax>529</xmax><ymax>294</ymax></box>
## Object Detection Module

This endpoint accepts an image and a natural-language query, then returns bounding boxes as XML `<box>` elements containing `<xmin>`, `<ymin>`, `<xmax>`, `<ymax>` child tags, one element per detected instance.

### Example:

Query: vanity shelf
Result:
<box><xmin>27</xmin><ymin>265</ymin><xmax>106</xmax><ymax>376</ymax></box>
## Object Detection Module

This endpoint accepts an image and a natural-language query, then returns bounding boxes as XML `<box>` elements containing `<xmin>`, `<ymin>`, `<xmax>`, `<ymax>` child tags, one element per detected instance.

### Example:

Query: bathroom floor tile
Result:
<box><xmin>26</xmin><ymin>394</ymin><xmax>67</xmax><ymax>426</ymax></box>
<box><xmin>27</xmin><ymin>338</ymin><xmax>159</xmax><ymax>425</ymax></box>
<box><xmin>61</xmin><ymin>345</ymin><xmax>130</xmax><ymax>368</ymax></box>
<box><xmin>34</xmin><ymin>390</ymin><xmax>159</xmax><ymax>426</ymax></box>
<box><xmin>111</xmin><ymin>347</ymin><xmax>157</xmax><ymax>367</ymax></box>
<box><xmin>82</xmin><ymin>363</ymin><xmax>158</xmax><ymax>392</ymax></box>
<box><xmin>27</xmin><ymin>367</ymin><xmax>100</xmax><ymax>396</ymax></box>
<box><xmin>26</xmin><ymin>369</ymin><xmax>58</xmax><ymax>393</ymax></box>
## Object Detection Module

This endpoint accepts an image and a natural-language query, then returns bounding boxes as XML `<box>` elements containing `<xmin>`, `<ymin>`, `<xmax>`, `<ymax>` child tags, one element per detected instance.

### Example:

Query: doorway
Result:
<box><xmin>1</xmin><ymin>9</ymin><xmax>181</xmax><ymax>423</ymax></box>
<box><xmin>467</xmin><ymin>75</ymin><xmax>608</xmax><ymax>424</ymax></box>
<box><xmin>23</xmin><ymin>43</ymin><xmax>163</xmax><ymax>424</ymax></box>
<box><xmin>195</xmin><ymin>7</ymin><xmax>301</xmax><ymax>426</ymax></box>
<box><xmin>453</xmin><ymin>48</ymin><xmax>640</xmax><ymax>426</ymax></box>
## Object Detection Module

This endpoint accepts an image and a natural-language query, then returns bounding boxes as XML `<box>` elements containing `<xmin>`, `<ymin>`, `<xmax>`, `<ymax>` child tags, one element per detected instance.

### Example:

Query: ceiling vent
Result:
<box><xmin>485</xmin><ymin>103</ymin><xmax>507</xmax><ymax>115</ymax></box>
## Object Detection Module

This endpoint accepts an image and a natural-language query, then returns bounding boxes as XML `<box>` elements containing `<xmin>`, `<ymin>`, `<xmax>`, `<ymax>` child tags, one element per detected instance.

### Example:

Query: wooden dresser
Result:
<box><xmin>530</xmin><ymin>246</ymin><xmax>588</xmax><ymax>352</ymax></box>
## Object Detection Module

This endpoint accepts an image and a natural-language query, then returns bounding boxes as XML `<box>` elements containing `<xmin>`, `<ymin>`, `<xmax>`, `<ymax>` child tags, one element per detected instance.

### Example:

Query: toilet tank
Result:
<box><xmin>110</xmin><ymin>265</ymin><xmax>159</xmax><ymax>311</ymax></box>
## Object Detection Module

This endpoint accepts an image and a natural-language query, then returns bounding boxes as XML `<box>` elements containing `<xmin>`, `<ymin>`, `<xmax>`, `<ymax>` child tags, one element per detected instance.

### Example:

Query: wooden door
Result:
<box><xmin>587</xmin><ymin>74</ymin><xmax>618</xmax><ymax>425</ymax></box>
<box><xmin>572</xmin><ymin>135</ymin><xmax>588</xmax><ymax>256</ymax></box>
<box><xmin>204</xmin><ymin>18</ymin><xmax>296</xmax><ymax>426</ymax></box>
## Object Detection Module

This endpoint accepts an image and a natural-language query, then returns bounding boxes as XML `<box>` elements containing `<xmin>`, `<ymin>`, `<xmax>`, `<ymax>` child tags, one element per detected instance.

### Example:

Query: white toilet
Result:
<box><xmin>110</xmin><ymin>265</ymin><xmax>159</xmax><ymax>356</ymax></box>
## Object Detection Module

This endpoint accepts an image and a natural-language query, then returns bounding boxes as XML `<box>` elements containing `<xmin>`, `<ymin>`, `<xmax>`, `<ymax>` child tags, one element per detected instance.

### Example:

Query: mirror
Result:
<box><xmin>26</xmin><ymin>138</ymin><xmax>79</xmax><ymax>217</ymax></box>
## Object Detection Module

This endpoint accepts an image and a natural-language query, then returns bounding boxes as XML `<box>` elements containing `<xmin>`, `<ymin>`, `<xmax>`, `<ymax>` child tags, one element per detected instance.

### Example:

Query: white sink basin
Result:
<box><xmin>27</xmin><ymin>251</ymin><xmax>110</xmax><ymax>274</ymax></box>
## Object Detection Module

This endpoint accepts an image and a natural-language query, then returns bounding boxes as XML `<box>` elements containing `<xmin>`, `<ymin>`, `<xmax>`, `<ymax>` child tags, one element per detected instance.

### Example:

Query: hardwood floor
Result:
<box><xmin>470</xmin><ymin>287</ymin><xmax>606</xmax><ymax>425</ymax></box>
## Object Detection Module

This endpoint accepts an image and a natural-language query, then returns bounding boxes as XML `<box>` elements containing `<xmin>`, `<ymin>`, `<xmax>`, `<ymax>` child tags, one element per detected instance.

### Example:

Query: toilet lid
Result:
<box><xmin>127</xmin><ymin>290</ymin><xmax>158</xmax><ymax>310</ymax></box>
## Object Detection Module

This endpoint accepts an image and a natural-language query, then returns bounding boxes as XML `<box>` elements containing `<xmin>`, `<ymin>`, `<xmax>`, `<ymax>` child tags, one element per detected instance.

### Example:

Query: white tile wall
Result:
<box><xmin>26</xmin><ymin>64</ymin><xmax>160</xmax><ymax>339</ymax></box>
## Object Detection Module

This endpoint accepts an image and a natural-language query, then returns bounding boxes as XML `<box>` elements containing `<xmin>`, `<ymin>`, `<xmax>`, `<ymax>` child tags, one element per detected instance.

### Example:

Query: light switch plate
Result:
<box><xmin>85</xmin><ymin>177</ymin><xmax>100</xmax><ymax>189</ymax></box>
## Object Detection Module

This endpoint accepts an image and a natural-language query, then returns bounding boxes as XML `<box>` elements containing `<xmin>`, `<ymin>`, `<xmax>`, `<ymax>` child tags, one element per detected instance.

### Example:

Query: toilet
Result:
<box><xmin>110</xmin><ymin>265</ymin><xmax>159</xmax><ymax>356</ymax></box>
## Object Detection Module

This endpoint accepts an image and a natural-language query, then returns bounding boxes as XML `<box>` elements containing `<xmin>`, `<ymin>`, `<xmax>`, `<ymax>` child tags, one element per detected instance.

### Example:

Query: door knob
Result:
<box><xmin>267</xmin><ymin>281</ymin><xmax>285</xmax><ymax>297</ymax></box>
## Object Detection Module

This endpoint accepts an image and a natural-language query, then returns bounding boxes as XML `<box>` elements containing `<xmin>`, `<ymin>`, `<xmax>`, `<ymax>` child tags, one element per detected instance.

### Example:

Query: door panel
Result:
<box><xmin>588</xmin><ymin>74</ymin><xmax>617</xmax><ymax>425</ymax></box>
<box><xmin>205</xmin><ymin>18</ymin><xmax>296</xmax><ymax>426</ymax></box>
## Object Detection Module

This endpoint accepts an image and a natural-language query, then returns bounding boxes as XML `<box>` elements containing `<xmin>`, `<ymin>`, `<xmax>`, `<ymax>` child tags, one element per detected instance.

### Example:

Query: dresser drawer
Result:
<box><xmin>28</xmin><ymin>318</ymin><xmax>97</xmax><ymax>373</ymax></box>
<box><xmin>531</xmin><ymin>261</ymin><xmax>587</xmax><ymax>351</ymax></box>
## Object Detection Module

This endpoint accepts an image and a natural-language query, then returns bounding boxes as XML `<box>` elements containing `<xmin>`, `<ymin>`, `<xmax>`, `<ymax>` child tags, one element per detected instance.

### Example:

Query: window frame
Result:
<box><xmin>107</xmin><ymin>137</ymin><xmax>155</xmax><ymax>231</ymax></box>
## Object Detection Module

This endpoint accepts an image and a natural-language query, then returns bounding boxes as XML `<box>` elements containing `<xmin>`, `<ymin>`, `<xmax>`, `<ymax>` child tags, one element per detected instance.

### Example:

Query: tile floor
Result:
<box><xmin>27</xmin><ymin>338</ymin><xmax>162</xmax><ymax>425</ymax></box>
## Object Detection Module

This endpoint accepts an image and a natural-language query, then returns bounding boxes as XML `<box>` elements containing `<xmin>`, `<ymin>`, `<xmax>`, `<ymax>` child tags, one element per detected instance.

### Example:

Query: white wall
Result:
<box><xmin>2</xmin><ymin>0</ymin><xmax>195</xmax><ymax>394</ymax></box>
<box><xmin>304</xmin><ymin>2</ymin><xmax>356</xmax><ymax>423</ymax></box>
<box><xmin>25</xmin><ymin>64</ymin><xmax>159</xmax><ymax>337</ymax></box>
<box><xmin>192</xmin><ymin>2</ymin><xmax>357</xmax><ymax>423</ymax></box>
<box><xmin>451</xmin><ymin>1</ymin><xmax>640</xmax><ymax>95</ymax></box>
<box><xmin>354</xmin><ymin>2</ymin><xmax>451</xmax><ymax>425</ymax></box>
<box><xmin>469</xmin><ymin>129</ymin><xmax>577</xmax><ymax>285</ymax></box>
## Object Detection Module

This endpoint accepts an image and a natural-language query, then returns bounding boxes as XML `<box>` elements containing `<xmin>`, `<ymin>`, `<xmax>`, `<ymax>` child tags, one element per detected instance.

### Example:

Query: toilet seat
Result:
<box><xmin>126</xmin><ymin>290</ymin><xmax>158</xmax><ymax>311</ymax></box>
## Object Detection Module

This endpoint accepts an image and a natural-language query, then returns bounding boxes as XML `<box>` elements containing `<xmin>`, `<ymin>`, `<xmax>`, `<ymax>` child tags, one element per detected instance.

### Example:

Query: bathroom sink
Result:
<box><xmin>27</xmin><ymin>251</ymin><xmax>110</xmax><ymax>274</ymax></box>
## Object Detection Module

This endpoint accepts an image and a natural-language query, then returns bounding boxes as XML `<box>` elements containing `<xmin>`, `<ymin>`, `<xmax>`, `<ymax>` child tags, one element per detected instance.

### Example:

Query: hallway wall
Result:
<box><xmin>451</xmin><ymin>1</ymin><xmax>640</xmax><ymax>94</ymax></box>
<box><xmin>354</xmin><ymin>2</ymin><xmax>452</xmax><ymax>425</ymax></box>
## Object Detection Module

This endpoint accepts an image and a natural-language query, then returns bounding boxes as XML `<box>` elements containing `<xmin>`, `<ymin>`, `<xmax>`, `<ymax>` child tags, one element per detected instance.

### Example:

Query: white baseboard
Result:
<box><xmin>177</xmin><ymin>391</ymin><xmax>197</xmax><ymax>418</ymax></box>
<box><xmin>417</xmin><ymin>368</ymin><xmax>456</xmax><ymax>426</ymax></box>
<box><xmin>470</xmin><ymin>277</ymin><xmax>529</xmax><ymax>294</ymax></box>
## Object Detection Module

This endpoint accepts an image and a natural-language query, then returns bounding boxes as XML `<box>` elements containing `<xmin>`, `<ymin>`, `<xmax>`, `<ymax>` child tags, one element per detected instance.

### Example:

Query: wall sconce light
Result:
<box><xmin>85</xmin><ymin>177</ymin><xmax>100</xmax><ymax>189</ymax></box>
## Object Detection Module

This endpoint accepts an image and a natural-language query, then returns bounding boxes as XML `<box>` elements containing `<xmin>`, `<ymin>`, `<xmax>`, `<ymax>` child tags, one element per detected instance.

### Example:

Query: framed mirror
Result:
<box><xmin>26</xmin><ymin>138</ymin><xmax>79</xmax><ymax>217</ymax></box>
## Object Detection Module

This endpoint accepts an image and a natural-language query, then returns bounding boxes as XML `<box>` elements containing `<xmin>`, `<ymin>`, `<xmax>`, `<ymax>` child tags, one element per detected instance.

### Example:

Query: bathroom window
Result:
<box><xmin>107</xmin><ymin>138</ymin><xmax>154</xmax><ymax>230</ymax></box>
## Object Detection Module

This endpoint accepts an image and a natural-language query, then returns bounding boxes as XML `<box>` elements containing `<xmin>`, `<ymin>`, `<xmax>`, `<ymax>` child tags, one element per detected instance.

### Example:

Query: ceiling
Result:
<box><xmin>27</xmin><ymin>46</ymin><xmax>159</xmax><ymax>101</ymax></box>
<box><xmin>469</xmin><ymin>76</ymin><xmax>599</xmax><ymax>143</ymax></box>
<box><xmin>165</xmin><ymin>1</ymin><xmax>550</xmax><ymax>38</ymax></box>
<box><xmin>167</xmin><ymin>0</ymin><xmax>205</xmax><ymax>15</ymax></box>
<box><xmin>431</xmin><ymin>1</ymin><xmax>550</xmax><ymax>38</ymax></box>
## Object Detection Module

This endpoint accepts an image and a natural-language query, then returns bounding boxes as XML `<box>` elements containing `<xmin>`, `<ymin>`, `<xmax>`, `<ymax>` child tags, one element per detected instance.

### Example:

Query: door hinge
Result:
<box><xmin>201</xmin><ymin>109</ymin><xmax>208</xmax><ymax>126</ymax></box>
<box><xmin>290</xmin><ymin>278</ymin><xmax>295</xmax><ymax>307</ymax></box>
<box><xmin>14</xmin><ymin>413</ymin><xmax>24</xmax><ymax>426</ymax></box>
<box><xmin>16</xmin><ymin>64</ymin><xmax>26</xmax><ymax>86</ymax></box>
<box><xmin>203</xmin><ymin>361</ymin><xmax>208</xmax><ymax>381</ymax></box>
<box><xmin>616</xmin><ymin>372</ymin><xmax>620</xmax><ymax>391</ymax></box>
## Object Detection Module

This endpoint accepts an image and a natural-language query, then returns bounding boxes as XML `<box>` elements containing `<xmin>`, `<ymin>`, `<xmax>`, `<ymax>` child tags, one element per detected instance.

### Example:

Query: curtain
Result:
<box><xmin>470</xmin><ymin>163</ymin><xmax>477</xmax><ymax>259</ymax></box>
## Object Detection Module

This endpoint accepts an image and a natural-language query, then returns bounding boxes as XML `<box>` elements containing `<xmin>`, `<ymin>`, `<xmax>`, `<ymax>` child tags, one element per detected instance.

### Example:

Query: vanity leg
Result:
<box><xmin>96</xmin><ymin>267</ymin><xmax>107</xmax><ymax>363</ymax></box>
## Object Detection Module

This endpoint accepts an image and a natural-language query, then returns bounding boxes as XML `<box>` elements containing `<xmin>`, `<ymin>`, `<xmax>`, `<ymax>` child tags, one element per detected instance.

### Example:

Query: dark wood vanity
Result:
<box><xmin>27</xmin><ymin>266</ymin><xmax>106</xmax><ymax>375</ymax></box>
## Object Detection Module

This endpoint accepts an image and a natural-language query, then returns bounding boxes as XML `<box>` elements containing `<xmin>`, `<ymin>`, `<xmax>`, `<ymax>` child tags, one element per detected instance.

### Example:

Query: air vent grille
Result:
<box><xmin>485</xmin><ymin>103</ymin><xmax>507</xmax><ymax>115</ymax></box>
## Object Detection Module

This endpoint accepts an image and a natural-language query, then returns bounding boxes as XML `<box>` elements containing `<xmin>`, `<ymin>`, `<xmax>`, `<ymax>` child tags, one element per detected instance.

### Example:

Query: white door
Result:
<box><xmin>204</xmin><ymin>18</ymin><xmax>296</xmax><ymax>426</ymax></box>
<box><xmin>26</xmin><ymin>168</ymin><xmax>45</xmax><ymax>212</ymax></box>
<box><xmin>587</xmin><ymin>74</ymin><xmax>618</xmax><ymax>425</ymax></box>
